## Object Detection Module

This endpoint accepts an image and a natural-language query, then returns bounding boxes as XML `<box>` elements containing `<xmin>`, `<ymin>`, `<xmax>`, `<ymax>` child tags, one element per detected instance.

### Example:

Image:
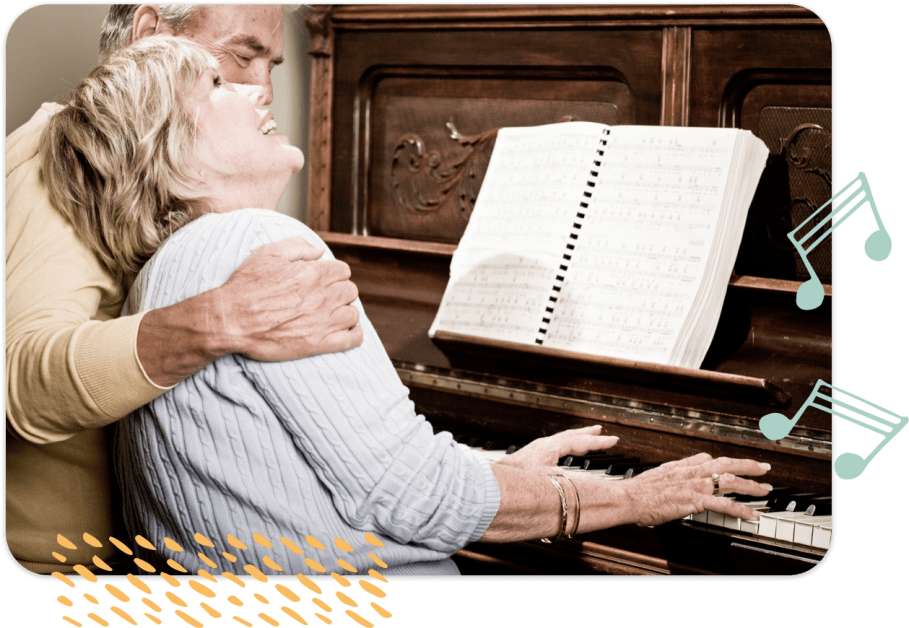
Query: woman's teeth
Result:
<box><xmin>260</xmin><ymin>119</ymin><xmax>277</xmax><ymax>135</ymax></box>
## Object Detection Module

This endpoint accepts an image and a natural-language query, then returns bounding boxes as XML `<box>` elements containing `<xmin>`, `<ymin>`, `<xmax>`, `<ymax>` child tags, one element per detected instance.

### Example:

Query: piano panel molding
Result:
<box><xmin>660</xmin><ymin>26</ymin><xmax>691</xmax><ymax>126</ymax></box>
<box><xmin>719</xmin><ymin>69</ymin><xmax>832</xmax><ymax>129</ymax></box>
<box><xmin>306</xmin><ymin>5</ymin><xmax>334</xmax><ymax>232</ymax></box>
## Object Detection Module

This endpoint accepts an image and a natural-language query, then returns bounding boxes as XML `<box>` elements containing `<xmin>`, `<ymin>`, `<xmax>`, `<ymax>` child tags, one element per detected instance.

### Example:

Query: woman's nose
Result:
<box><xmin>231</xmin><ymin>83</ymin><xmax>268</xmax><ymax>107</ymax></box>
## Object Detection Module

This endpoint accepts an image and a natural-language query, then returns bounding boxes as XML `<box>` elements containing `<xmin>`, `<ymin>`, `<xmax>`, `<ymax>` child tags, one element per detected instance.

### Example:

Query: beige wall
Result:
<box><xmin>5</xmin><ymin>4</ymin><xmax>311</xmax><ymax>221</ymax></box>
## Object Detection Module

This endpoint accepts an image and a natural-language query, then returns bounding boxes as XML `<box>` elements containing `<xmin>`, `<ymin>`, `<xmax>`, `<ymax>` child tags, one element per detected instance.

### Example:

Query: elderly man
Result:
<box><xmin>6</xmin><ymin>5</ymin><xmax>362</xmax><ymax>574</ymax></box>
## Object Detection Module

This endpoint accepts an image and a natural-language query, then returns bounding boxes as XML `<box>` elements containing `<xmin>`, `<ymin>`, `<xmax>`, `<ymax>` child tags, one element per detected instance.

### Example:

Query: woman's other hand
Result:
<box><xmin>496</xmin><ymin>425</ymin><xmax>618</xmax><ymax>474</ymax></box>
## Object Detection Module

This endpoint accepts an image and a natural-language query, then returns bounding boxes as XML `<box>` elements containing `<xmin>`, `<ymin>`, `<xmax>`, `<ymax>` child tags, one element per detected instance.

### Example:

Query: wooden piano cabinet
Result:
<box><xmin>306</xmin><ymin>5</ymin><xmax>832</xmax><ymax>575</ymax></box>
<box><xmin>307</xmin><ymin>6</ymin><xmax>830</xmax><ymax>277</ymax></box>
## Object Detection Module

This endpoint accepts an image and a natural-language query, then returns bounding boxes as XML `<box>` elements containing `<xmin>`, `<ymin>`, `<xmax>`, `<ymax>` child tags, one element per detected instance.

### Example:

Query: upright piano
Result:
<box><xmin>304</xmin><ymin>4</ymin><xmax>832</xmax><ymax>575</ymax></box>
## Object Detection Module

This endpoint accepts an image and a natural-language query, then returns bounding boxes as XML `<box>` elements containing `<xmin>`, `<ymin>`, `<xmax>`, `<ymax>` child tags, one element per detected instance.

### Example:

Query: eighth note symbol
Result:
<box><xmin>789</xmin><ymin>172</ymin><xmax>892</xmax><ymax>310</ymax></box>
<box><xmin>760</xmin><ymin>380</ymin><xmax>907</xmax><ymax>479</ymax></box>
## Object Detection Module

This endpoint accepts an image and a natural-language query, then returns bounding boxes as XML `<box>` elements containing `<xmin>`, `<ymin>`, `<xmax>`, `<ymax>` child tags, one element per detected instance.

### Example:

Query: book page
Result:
<box><xmin>432</xmin><ymin>122</ymin><xmax>605</xmax><ymax>343</ymax></box>
<box><xmin>544</xmin><ymin>126</ymin><xmax>738</xmax><ymax>363</ymax></box>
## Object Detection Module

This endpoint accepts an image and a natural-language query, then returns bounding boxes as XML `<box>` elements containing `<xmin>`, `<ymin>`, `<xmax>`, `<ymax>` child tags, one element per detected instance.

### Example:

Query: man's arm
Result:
<box><xmin>7</xmin><ymin>214</ymin><xmax>360</xmax><ymax>442</ymax></box>
<box><xmin>136</xmin><ymin>236</ymin><xmax>362</xmax><ymax>387</ymax></box>
<box><xmin>6</xmin><ymin>105</ymin><xmax>361</xmax><ymax>442</ymax></box>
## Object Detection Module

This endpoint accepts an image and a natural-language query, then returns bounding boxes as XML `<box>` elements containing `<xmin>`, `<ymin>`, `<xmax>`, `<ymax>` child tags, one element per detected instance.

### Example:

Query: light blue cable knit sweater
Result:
<box><xmin>117</xmin><ymin>209</ymin><xmax>501</xmax><ymax>576</ymax></box>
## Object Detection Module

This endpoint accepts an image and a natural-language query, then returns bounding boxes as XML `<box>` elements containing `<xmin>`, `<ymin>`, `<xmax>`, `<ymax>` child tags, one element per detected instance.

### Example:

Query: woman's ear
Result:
<box><xmin>132</xmin><ymin>5</ymin><xmax>175</xmax><ymax>44</ymax></box>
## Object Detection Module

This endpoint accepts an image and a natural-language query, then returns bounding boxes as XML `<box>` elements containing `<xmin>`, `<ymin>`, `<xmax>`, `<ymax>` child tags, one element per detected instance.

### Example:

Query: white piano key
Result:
<box><xmin>740</xmin><ymin>519</ymin><xmax>759</xmax><ymax>534</ymax></box>
<box><xmin>774</xmin><ymin>513</ymin><xmax>803</xmax><ymax>542</ymax></box>
<box><xmin>714</xmin><ymin>498</ymin><xmax>766</xmax><ymax>532</ymax></box>
<box><xmin>691</xmin><ymin>510</ymin><xmax>710</xmax><ymax>523</ymax></box>
<box><xmin>758</xmin><ymin>513</ymin><xmax>779</xmax><ymax>538</ymax></box>
<box><xmin>794</xmin><ymin>514</ymin><xmax>832</xmax><ymax>546</ymax></box>
<box><xmin>707</xmin><ymin>511</ymin><xmax>725</xmax><ymax>527</ymax></box>
<box><xmin>813</xmin><ymin>525</ymin><xmax>832</xmax><ymax>549</ymax></box>
<box><xmin>766</xmin><ymin>512</ymin><xmax>830</xmax><ymax>543</ymax></box>
<box><xmin>794</xmin><ymin>519</ymin><xmax>814</xmax><ymax>545</ymax></box>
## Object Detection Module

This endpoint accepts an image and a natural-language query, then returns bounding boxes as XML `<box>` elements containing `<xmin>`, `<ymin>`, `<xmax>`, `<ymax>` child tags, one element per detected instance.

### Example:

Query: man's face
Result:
<box><xmin>179</xmin><ymin>5</ymin><xmax>284</xmax><ymax>106</ymax></box>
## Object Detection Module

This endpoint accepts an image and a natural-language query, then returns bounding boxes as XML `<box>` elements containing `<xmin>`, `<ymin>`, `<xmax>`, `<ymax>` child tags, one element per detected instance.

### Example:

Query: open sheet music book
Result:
<box><xmin>428</xmin><ymin>121</ymin><xmax>770</xmax><ymax>369</ymax></box>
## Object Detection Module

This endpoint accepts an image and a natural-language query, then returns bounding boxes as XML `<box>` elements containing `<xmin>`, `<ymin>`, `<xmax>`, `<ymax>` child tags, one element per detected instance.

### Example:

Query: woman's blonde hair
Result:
<box><xmin>41</xmin><ymin>36</ymin><xmax>215</xmax><ymax>289</ymax></box>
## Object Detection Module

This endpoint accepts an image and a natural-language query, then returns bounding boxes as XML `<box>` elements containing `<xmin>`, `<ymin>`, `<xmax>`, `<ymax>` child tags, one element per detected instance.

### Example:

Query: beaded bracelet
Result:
<box><xmin>540</xmin><ymin>475</ymin><xmax>568</xmax><ymax>544</ymax></box>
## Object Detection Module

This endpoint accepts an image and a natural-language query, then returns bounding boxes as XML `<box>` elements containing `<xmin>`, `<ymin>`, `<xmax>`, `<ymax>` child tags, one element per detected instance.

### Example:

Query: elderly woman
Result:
<box><xmin>41</xmin><ymin>37</ymin><xmax>772</xmax><ymax>576</ymax></box>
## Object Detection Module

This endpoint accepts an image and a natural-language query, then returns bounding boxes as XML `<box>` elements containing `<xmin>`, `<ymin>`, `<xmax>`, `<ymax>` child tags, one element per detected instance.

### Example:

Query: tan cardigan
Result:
<box><xmin>6</xmin><ymin>105</ymin><xmax>168</xmax><ymax>571</ymax></box>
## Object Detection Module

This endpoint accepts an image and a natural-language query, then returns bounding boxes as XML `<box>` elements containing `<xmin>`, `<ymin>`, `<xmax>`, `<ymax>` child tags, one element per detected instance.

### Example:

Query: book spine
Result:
<box><xmin>534</xmin><ymin>128</ymin><xmax>610</xmax><ymax>346</ymax></box>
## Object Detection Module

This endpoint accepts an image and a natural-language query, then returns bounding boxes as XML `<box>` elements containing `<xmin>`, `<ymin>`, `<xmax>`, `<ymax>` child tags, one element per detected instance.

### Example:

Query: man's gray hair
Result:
<box><xmin>99</xmin><ymin>5</ymin><xmax>208</xmax><ymax>59</ymax></box>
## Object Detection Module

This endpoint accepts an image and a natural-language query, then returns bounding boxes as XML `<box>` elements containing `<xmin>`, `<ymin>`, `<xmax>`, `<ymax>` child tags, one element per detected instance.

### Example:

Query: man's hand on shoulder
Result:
<box><xmin>215</xmin><ymin>236</ymin><xmax>363</xmax><ymax>361</ymax></box>
<box><xmin>136</xmin><ymin>236</ymin><xmax>363</xmax><ymax>388</ymax></box>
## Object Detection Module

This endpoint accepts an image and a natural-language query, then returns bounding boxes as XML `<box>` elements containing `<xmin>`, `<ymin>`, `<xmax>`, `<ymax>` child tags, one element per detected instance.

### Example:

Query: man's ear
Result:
<box><xmin>132</xmin><ymin>5</ymin><xmax>175</xmax><ymax>43</ymax></box>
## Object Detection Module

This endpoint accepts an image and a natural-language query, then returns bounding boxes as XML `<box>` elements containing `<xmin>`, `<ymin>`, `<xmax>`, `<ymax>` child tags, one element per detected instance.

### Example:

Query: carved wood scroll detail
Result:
<box><xmin>391</xmin><ymin>120</ymin><xmax>500</xmax><ymax>219</ymax></box>
<box><xmin>758</xmin><ymin>119</ymin><xmax>832</xmax><ymax>281</ymax></box>
<box><xmin>781</xmin><ymin>123</ymin><xmax>830</xmax><ymax>179</ymax></box>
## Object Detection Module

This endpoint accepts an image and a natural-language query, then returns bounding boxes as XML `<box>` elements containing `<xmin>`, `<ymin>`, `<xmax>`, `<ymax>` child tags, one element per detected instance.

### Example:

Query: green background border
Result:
<box><xmin>0</xmin><ymin>0</ymin><xmax>909</xmax><ymax>628</ymax></box>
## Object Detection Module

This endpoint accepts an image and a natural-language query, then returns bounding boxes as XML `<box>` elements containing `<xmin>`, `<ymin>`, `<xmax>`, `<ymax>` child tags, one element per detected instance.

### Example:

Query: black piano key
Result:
<box><xmin>584</xmin><ymin>457</ymin><xmax>639</xmax><ymax>472</ymax></box>
<box><xmin>622</xmin><ymin>463</ymin><xmax>662</xmax><ymax>479</ymax></box>
<box><xmin>804</xmin><ymin>496</ymin><xmax>832</xmax><ymax>516</ymax></box>
<box><xmin>559</xmin><ymin>452</ymin><xmax>624</xmax><ymax>467</ymax></box>
<box><xmin>769</xmin><ymin>491</ymin><xmax>823</xmax><ymax>513</ymax></box>
<box><xmin>726</xmin><ymin>492</ymin><xmax>769</xmax><ymax>503</ymax></box>
<box><xmin>764</xmin><ymin>487</ymin><xmax>800</xmax><ymax>511</ymax></box>
<box><xmin>482</xmin><ymin>439</ymin><xmax>522</xmax><ymax>451</ymax></box>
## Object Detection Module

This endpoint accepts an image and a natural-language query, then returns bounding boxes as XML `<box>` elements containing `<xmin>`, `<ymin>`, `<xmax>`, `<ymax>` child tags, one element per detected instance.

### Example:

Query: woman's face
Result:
<box><xmin>183</xmin><ymin>65</ymin><xmax>304</xmax><ymax>211</ymax></box>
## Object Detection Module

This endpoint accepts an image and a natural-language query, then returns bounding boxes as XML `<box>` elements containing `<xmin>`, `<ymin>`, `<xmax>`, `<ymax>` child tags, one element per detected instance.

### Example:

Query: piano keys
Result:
<box><xmin>456</xmin><ymin>433</ymin><xmax>833</xmax><ymax>559</ymax></box>
<box><xmin>688</xmin><ymin>490</ymin><xmax>832</xmax><ymax>549</ymax></box>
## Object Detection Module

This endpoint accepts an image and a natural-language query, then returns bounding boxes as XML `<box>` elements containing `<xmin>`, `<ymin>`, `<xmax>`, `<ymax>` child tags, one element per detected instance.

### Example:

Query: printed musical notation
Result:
<box><xmin>760</xmin><ymin>380</ymin><xmax>907</xmax><ymax>479</ymax></box>
<box><xmin>790</xmin><ymin>172</ymin><xmax>892</xmax><ymax>311</ymax></box>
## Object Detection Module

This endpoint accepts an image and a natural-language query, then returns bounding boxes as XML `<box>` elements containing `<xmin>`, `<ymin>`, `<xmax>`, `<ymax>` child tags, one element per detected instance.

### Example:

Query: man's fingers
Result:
<box><xmin>327</xmin><ymin>278</ymin><xmax>358</xmax><ymax>307</ymax></box>
<box><xmin>329</xmin><ymin>304</ymin><xmax>360</xmax><ymax>331</ymax></box>
<box><xmin>261</xmin><ymin>236</ymin><xmax>327</xmax><ymax>262</ymax></box>
<box><xmin>305</xmin><ymin>258</ymin><xmax>353</xmax><ymax>284</ymax></box>
<box><xmin>317</xmin><ymin>326</ymin><xmax>365</xmax><ymax>354</ymax></box>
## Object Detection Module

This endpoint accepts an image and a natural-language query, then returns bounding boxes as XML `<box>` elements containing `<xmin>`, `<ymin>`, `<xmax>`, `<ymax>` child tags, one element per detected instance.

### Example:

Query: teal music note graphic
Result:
<box><xmin>760</xmin><ymin>380</ymin><xmax>907</xmax><ymax>479</ymax></box>
<box><xmin>790</xmin><ymin>172</ymin><xmax>891</xmax><ymax>310</ymax></box>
